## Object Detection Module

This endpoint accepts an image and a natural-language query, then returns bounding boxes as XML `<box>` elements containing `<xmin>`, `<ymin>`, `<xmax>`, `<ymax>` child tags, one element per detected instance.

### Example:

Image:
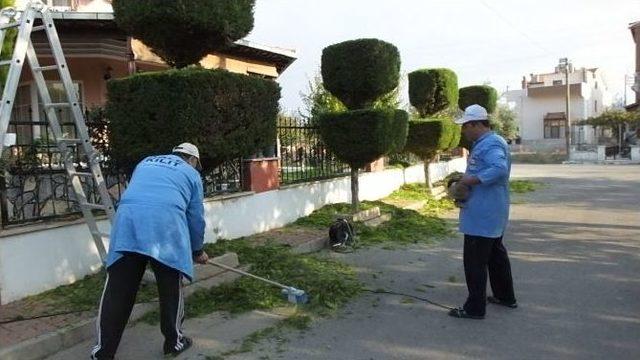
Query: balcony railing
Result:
<box><xmin>39</xmin><ymin>0</ymin><xmax>113</xmax><ymax>12</ymax></box>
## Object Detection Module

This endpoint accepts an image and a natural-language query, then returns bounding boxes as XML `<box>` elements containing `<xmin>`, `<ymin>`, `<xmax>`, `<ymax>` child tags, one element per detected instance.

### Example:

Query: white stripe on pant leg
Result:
<box><xmin>91</xmin><ymin>273</ymin><xmax>110</xmax><ymax>356</ymax></box>
<box><xmin>174</xmin><ymin>275</ymin><xmax>184</xmax><ymax>351</ymax></box>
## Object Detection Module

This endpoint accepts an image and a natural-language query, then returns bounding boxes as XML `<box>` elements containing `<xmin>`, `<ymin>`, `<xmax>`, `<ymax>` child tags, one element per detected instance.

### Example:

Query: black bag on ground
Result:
<box><xmin>328</xmin><ymin>218</ymin><xmax>356</xmax><ymax>249</ymax></box>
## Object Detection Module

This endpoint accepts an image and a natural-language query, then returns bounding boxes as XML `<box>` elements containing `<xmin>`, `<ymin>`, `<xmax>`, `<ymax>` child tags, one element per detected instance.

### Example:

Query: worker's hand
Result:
<box><xmin>193</xmin><ymin>251</ymin><xmax>209</xmax><ymax>265</ymax></box>
<box><xmin>448</xmin><ymin>181</ymin><xmax>470</xmax><ymax>201</ymax></box>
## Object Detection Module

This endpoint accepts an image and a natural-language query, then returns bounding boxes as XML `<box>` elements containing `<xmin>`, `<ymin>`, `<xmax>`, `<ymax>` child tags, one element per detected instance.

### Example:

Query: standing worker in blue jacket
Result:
<box><xmin>91</xmin><ymin>143</ymin><xmax>208</xmax><ymax>359</ymax></box>
<box><xmin>447</xmin><ymin>105</ymin><xmax>517</xmax><ymax>320</ymax></box>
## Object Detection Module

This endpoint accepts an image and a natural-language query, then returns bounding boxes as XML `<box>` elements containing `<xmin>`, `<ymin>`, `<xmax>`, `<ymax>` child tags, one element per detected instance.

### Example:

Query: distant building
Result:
<box><xmin>626</xmin><ymin>20</ymin><xmax>640</xmax><ymax>112</ymax></box>
<box><xmin>504</xmin><ymin>65</ymin><xmax>610</xmax><ymax>152</ymax></box>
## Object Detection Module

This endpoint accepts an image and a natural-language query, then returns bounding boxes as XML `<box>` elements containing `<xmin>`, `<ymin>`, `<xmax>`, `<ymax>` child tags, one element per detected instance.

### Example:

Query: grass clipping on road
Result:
<box><xmin>143</xmin><ymin>184</ymin><xmax>453</xmax><ymax>324</ymax></box>
<box><xmin>8</xmin><ymin>183</ymin><xmax>453</xmax><ymax>328</ymax></box>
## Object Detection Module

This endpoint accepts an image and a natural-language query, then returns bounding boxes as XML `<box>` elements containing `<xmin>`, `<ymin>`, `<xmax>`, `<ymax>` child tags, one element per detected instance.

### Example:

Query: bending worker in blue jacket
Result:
<box><xmin>91</xmin><ymin>143</ymin><xmax>208</xmax><ymax>359</ymax></box>
<box><xmin>448</xmin><ymin>105</ymin><xmax>517</xmax><ymax>320</ymax></box>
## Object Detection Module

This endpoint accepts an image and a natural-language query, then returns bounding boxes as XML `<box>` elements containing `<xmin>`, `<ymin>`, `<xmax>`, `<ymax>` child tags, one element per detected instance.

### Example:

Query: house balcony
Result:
<box><xmin>526</xmin><ymin>82</ymin><xmax>584</xmax><ymax>98</ymax></box>
<box><xmin>15</xmin><ymin>1</ymin><xmax>113</xmax><ymax>13</ymax></box>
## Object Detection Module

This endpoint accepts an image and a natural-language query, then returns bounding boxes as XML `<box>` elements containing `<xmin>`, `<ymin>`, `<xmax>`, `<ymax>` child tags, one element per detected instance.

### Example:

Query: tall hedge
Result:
<box><xmin>113</xmin><ymin>0</ymin><xmax>255</xmax><ymax>68</ymax></box>
<box><xmin>107</xmin><ymin>68</ymin><xmax>280</xmax><ymax>173</ymax></box>
<box><xmin>458</xmin><ymin>85</ymin><xmax>498</xmax><ymax>114</ymax></box>
<box><xmin>321</xmin><ymin>38</ymin><xmax>400</xmax><ymax>110</ymax></box>
<box><xmin>319</xmin><ymin>109</ymin><xmax>407</xmax><ymax>169</ymax></box>
<box><xmin>408</xmin><ymin>69</ymin><xmax>458</xmax><ymax>117</ymax></box>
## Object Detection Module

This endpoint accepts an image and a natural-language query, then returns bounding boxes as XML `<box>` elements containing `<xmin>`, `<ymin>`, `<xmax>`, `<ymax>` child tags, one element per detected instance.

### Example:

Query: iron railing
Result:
<box><xmin>605</xmin><ymin>145</ymin><xmax>631</xmax><ymax>160</ymax></box>
<box><xmin>1</xmin><ymin>109</ymin><xmax>244</xmax><ymax>228</ymax></box>
<box><xmin>277</xmin><ymin>117</ymin><xmax>349</xmax><ymax>184</ymax></box>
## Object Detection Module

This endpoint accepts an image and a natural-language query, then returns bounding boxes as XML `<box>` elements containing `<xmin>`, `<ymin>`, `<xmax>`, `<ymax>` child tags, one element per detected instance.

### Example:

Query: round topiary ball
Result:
<box><xmin>321</xmin><ymin>38</ymin><xmax>400</xmax><ymax>110</ymax></box>
<box><xmin>113</xmin><ymin>0</ymin><xmax>255</xmax><ymax>68</ymax></box>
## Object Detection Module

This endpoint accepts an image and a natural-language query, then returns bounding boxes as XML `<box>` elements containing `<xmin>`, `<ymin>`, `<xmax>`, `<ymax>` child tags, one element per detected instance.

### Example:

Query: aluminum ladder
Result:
<box><xmin>0</xmin><ymin>1</ymin><xmax>114</xmax><ymax>263</ymax></box>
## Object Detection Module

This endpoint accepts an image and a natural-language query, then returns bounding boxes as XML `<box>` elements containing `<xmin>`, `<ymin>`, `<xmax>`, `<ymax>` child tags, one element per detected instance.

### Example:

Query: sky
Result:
<box><xmin>246</xmin><ymin>0</ymin><xmax>640</xmax><ymax>114</ymax></box>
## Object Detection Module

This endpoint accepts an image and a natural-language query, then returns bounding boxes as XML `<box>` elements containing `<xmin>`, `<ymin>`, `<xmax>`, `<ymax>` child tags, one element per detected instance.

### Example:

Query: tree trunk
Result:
<box><xmin>423</xmin><ymin>159</ymin><xmax>432</xmax><ymax>191</ymax></box>
<box><xmin>423</xmin><ymin>154</ymin><xmax>438</xmax><ymax>191</ymax></box>
<box><xmin>350</xmin><ymin>166</ymin><xmax>359</xmax><ymax>212</ymax></box>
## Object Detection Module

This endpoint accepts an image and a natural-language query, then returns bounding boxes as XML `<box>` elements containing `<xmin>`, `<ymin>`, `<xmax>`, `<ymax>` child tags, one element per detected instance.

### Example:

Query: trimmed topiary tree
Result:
<box><xmin>404</xmin><ymin>68</ymin><xmax>459</xmax><ymax>190</ymax></box>
<box><xmin>321</xmin><ymin>39</ymin><xmax>400</xmax><ymax>110</ymax></box>
<box><xmin>319</xmin><ymin>38</ymin><xmax>408</xmax><ymax>211</ymax></box>
<box><xmin>113</xmin><ymin>0</ymin><xmax>255</xmax><ymax>68</ymax></box>
<box><xmin>457</xmin><ymin>85</ymin><xmax>498</xmax><ymax>150</ymax></box>
<box><xmin>408</xmin><ymin>68</ymin><xmax>458</xmax><ymax>117</ymax></box>
<box><xmin>107</xmin><ymin>68</ymin><xmax>280</xmax><ymax>174</ymax></box>
<box><xmin>458</xmin><ymin>85</ymin><xmax>498</xmax><ymax>114</ymax></box>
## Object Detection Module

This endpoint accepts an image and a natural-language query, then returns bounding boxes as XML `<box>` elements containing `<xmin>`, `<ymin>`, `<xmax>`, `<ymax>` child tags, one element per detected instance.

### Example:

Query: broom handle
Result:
<box><xmin>207</xmin><ymin>260</ymin><xmax>289</xmax><ymax>290</ymax></box>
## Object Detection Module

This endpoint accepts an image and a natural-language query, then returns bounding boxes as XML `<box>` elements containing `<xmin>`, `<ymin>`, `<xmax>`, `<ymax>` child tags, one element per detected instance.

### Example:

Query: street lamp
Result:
<box><xmin>558</xmin><ymin>58</ymin><xmax>571</xmax><ymax>156</ymax></box>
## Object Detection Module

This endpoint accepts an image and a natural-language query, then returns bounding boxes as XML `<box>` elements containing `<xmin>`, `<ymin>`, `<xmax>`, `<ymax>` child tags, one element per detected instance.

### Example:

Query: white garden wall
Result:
<box><xmin>0</xmin><ymin>158</ymin><xmax>466</xmax><ymax>304</ymax></box>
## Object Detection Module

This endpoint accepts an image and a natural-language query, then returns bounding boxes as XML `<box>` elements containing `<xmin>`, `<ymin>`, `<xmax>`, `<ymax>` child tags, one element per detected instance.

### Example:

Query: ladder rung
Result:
<box><xmin>0</xmin><ymin>22</ymin><xmax>20</xmax><ymax>31</ymax></box>
<box><xmin>57</xmin><ymin>138</ymin><xmax>83</xmax><ymax>144</ymax></box>
<box><xmin>91</xmin><ymin>231</ymin><xmax>110</xmax><ymax>239</ymax></box>
<box><xmin>34</xmin><ymin>65</ymin><xmax>59</xmax><ymax>72</ymax></box>
<box><xmin>0</xmin><ymin>60</ymin><xmax>12</xmax><ymax>66</ymax></box>
<box><xmin>32</xmin><ymin>25</ymin><xmax>46</xmax><ymax>32</ymax></box>
<box><xmin>43</xmin><ymin>103</ymin><xmax>72</xmax><ymax>108</ymax></box>
<box><xmin>81</xmin><ymin>202</ymin><xmax>107</xmax><ymax>211</ymax></box>
<box><xmin>71</xmin><ymin>171</ymin><xmax>95</xmax><ymax>177</ymax></box>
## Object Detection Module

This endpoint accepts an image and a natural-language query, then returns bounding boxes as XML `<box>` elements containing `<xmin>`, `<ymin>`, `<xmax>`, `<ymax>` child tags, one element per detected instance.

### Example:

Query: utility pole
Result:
<box><xmin>559</xmin><ymin>58</ymin><xmax>571</xmax><ymax>156</ymax></box>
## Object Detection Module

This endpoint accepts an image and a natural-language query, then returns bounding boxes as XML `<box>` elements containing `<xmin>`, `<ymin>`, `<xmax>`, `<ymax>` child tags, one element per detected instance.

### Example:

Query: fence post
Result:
<box><xmin>0</xmin><ymin>175</ymin><xmax>8</xmax><ymax>228</ymax></box>
<box><xmin>242</xmin><ymin>157</ymin><xmax>280</xmax><ymax>193</ymax></box>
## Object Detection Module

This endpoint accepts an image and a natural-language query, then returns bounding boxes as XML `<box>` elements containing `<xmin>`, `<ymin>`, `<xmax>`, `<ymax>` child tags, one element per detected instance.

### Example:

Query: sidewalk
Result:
<box><xmin>0</xmin><ymin>227</ymin><xmax>327</xmax><ymax>360</ymax></box>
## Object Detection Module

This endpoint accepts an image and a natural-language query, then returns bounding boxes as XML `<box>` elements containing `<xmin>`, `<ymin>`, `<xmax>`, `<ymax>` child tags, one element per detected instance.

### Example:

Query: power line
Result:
<box><xmin>479</xmin><ymin>0</ymin><xmax>553</xmax><ymax>56</ymax></box>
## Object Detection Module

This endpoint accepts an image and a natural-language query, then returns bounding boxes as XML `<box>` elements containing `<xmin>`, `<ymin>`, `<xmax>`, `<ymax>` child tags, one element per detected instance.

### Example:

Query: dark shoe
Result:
<box><xmin>487</xmin><ymin>296</ymin><xmax>518</xmax><ymax>308</ymax></box>
<box><xmin>448</xmin><ymin>307</ymin><xmax>484</xmax><ymax>319</ymax></box>
<box><xmin>163</xmin><ymin>336</ymin><xmax>193</xmax><ymax>357</ymax></box>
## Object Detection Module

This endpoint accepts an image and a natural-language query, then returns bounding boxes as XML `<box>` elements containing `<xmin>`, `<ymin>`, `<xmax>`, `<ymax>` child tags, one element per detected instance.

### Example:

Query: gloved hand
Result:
<box><xmin>447</xmin><ymin>181</ymin><xmax>470</xmax><ymax>201</ymax></box>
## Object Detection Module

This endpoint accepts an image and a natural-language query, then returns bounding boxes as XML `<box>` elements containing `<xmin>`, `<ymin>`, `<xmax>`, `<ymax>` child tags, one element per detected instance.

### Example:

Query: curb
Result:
<box><xmin>0</xmin><ymin>253</ymin><xmax>240</xmax><ymax>360</ymax></box>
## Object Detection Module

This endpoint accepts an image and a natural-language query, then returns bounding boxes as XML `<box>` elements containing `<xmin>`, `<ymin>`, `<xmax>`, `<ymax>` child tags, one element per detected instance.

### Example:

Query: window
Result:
<box><xmin>8</xmin><ymin>85</ymin><xmax>34</xmax><ymax>145</ymax></box>
<box><xmin>47</xmin><ymin>0</ymin><xmax>72</xmax><ymax>7</ymax></box>
<box><xmin>594</xmin><ymin>100</ymin><xmax>598</xmax><ymax>113</ymax></box>
<box><xmin>544</xmin><ymin>119</ymin><xmax>565</xmax><ymax>139</ymax></box>
<box><xmin>595</xmin><ymin>81</ymin><xmax>598</xmax><ymax>89</ymax></box>
<box><xmin>37</xmin><ymin>82</ymin><xmax>83</xmax><ymax>139</ymax></box>
<box><xmin>553</xmin><ymin>80</ymin><xmax>563</xmax><ymax>86</ymax></box>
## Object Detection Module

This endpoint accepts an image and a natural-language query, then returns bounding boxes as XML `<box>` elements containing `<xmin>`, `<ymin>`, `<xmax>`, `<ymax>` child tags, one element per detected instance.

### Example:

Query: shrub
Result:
<box><xmin>390</xmin><ymin>109</ymin><xmax>410</xmax><ymax>153</ymax></box>
<box><xmin>106</xmin><ymin>67</ymin><xmax>280</xmax><ymax>173</ymax></box>
<box><xmin>458</xmin><ymin>85</ymin><xmax>498</xmax><ymax>113</ymax></box>
<box><xmin>321</xmin><ymin>39</ymin><xmax>400</xmax><ymax>109</ymax></box>
<box><xmin>0</xmin><ymin>0</ymin><xmax>16</xmax><ymax>89</ymax></box>
<box><xmin>408</xmin><ymin>68</ymin><xmax>458</xmax><ymax>117</ymax></box>
<box><xmin>113</xmin><ymin>0</ymin><xmax>255</xmax><ymax>68</ymax></box>
<box><xmin>404</xmin><ymin>67</ymin><xmax>460</xmax><ymax>188</ymax></box>
<box><xmin>448</xmin><ymin>121</ymin><xmax>462</xmax><ymax>149</ymax></box>
<box><xmin>404</xmin><ymin>118</ymin><xmax>455</xmax><ymax>159</ymax></box>
<box><xmin>318</xmin><ymin>109</ymin><xmax>407</xmax><ymax>169</ymax></box>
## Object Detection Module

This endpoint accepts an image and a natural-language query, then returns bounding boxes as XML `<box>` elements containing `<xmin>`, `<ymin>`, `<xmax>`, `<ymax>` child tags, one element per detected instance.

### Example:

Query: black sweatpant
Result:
<box><xmin>91</xmin><ymin>252</ymin><xmax>185</xmax><ymax>359</ymax></box>
<box><xmin>463</xmin><ymin>234</ymin><xmax>516</xmax><ymax>316</ymax></box>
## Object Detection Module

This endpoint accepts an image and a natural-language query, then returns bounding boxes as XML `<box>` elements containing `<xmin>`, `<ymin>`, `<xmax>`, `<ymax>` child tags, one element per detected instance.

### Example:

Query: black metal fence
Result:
<box><xmin>0</xmin><ymin>108</ymin><xmax>127</xmax><ymax>227</ymax></box>
<box><xmin>277</xmin><ymin>116</ymin><xmax>349</xmax><ymax>184</ymax></box>
<box><xmin>0</xmin><ymin>109</ymin><xmax>243</xmax><ymax>228</ymax></box>
<box><xmin>605</xmin><ymin>145</ymin><xmax>631</xmax><ymax>160</ymax></box>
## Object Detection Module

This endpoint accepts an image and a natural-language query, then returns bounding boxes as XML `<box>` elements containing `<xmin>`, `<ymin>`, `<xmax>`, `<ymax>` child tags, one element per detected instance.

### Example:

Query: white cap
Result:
<box><xmin>455</xmin><ymin>104</ymin><xmax>488</xmax><ymax>125</ymax></box>
<box><xmin>172</xmin><ymin>142</ymin><xmax>202</xmax><ymax>170</ymax></box>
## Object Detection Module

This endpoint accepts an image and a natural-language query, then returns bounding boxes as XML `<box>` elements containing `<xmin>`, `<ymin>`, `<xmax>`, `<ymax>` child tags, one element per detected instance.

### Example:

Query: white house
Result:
<box><xmin>504</xmin><ymin>64</ymin><xmax>611</xmax><ymax>152</ymax></box>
